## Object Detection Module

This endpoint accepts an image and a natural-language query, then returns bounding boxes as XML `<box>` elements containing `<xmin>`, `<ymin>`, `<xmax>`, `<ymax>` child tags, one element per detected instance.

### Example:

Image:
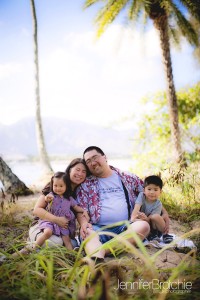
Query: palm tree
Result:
<box><xmin>0</xmin><ymin>157</ymin><xmax>33</xmax><ymax>196</ymax></box>
<box><xmin>84</xmin><ymin>0</ymin><xmax>200</xmax><ymax>163</ymax></box>
<box><xmin>30</xmin><ymin>0</ymin><xmax>53</xmax><ymax>174</ymax></box>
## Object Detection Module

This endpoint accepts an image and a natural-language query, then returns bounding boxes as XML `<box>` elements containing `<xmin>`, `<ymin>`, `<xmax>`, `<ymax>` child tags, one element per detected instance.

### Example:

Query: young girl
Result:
<box><xmin>35</xmin><ymin>171</ymin><xmax>89</xmax><ymax>250</ymax></box>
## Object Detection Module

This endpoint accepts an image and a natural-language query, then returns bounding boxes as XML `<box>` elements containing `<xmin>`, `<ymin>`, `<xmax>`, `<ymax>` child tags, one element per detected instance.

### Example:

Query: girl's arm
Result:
<box><xmin>33</xmin><ymin>195</ymin><xmax>69</xmax><ymax>228</ymax></box>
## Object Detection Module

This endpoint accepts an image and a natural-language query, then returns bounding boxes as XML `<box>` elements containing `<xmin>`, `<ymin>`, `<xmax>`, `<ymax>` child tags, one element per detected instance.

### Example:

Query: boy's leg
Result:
<box><xmin>62</xmin><ymin>235</ymin><xmax>73</xmax><ymax>250</ymax></box>
<box><xmin>149</xmin><ymin>214</ymin><xmax>166</xmax><ymax>233</ymax></box>
<box><xmin>35</xmin><ymin>228</ymin><xmax>53</xmax><ymax>247</ymax></box>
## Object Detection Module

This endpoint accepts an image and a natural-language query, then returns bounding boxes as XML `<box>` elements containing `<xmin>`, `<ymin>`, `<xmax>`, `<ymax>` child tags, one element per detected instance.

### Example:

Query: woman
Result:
<box><xmin>24</xmin><ymin>158</ymin><xmax>89</xmax><ymax>253</ymax></box>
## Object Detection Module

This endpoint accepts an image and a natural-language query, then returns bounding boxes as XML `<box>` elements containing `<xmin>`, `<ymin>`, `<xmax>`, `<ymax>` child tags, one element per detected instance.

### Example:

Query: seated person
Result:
<box><xmin>131</xmin><ymin>175</ymin><xmax>173</xmax><ymax>243</ymax></box>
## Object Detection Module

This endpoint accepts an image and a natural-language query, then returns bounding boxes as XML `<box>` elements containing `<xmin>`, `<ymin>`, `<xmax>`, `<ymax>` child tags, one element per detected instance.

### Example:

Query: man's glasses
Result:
<box><xmin>85</xmin><ymin>154</ymin><xmax>102</xmax><ymax>166</ymax></box>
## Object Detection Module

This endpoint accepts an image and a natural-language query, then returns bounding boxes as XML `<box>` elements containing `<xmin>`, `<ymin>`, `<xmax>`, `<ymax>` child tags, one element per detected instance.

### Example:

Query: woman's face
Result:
<box><xmin>69</xmin><ymin>163</ymin><xmax>87</xmax><ymax>187</ymax></box>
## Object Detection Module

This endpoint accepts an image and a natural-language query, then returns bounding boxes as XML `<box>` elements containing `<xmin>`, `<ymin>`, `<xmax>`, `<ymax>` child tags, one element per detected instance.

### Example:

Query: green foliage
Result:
<box><xmin>131</xmin><ymin>82</ymin><xmax>200</xmax><ymax>174</ymax></box>
<box><xmin>0</xmin><ymin>226</ymin><xmax>199</xmax><ymax>299</ymax></box>
<box><xmin>160</xmin><ymin>163</ymin><xmax>200</xmax><ymax>222</ymax></box>
<box><xmin>0</xmin><ymin>197</ymin><xmax>200</xmax><ymax>299</ymax></box>
<box><xmin>84</xmin><ymin>0</ymin><xmax>200</xmax><ymax>47</ymax></box>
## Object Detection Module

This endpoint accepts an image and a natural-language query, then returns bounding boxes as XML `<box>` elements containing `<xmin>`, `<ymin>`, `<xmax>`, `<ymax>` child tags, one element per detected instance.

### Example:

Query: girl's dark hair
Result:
<box><xmin>42</xmin><ymin>158</ymin><xmax>89</xmax><ymax>196</ymax></box>
<box><xmin>144</xmin><ymin>175</ymin><xmax>163</xmax><ymax>189</ymax></box>
<box><xmin>50</xmin><ymin>171</ymin><xmax>71</xmax><ymax>198</ymax></box>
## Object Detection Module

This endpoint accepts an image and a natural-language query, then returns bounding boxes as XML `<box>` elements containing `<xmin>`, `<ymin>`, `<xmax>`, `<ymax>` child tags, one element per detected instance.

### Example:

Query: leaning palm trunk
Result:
<box><xmin>0</xmin><ymin>157</ymin><xmax>33</xmax><ymax>195</ymax></box>
<box><xmin>30</xmin><ymin>0</ymin><xmax>52</xmax><ymax>174</ymax></box>
<box><xmin>154</xmin><ymin>15</ymin><xmax>183</xmax><ymax>163</ymax></box>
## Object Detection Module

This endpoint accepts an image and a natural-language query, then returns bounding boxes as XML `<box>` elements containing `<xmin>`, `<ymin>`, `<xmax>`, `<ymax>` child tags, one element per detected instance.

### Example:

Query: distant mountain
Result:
<box><xmin>0</xmin><ymin>118</ymin><xmax>135</xmax><ymax>159</ymax></box>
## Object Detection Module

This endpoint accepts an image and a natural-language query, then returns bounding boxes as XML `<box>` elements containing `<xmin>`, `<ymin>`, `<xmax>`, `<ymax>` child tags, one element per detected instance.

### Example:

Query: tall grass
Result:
<box><xmin>0</xmin><ymin>223</ymin><xmax>199</xmax><ymax>300</ymax></box>
<box><xmin>0</xmin><ymin>164</ymin><xmax>200</xmax><ymax>299</ymax></box>
<box><xmin>160</xmin><ymin>163</ymin><xmax>200</xmax><ymax>222</ymax></box>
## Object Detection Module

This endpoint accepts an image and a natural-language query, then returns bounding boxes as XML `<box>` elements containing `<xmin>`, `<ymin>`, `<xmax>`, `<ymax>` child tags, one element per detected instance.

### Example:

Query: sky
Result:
<box><xmin>0</xmin><ymin>0</ymin><xmax>199</xmax><ymax>128</ymax></box>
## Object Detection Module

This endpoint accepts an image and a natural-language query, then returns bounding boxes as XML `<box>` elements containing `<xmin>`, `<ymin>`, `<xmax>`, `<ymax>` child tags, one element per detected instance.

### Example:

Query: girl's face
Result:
<box><xmin>69</xmin><ymin>163</ymin><xmax>87</xmax><ymax>187</ymax></box>
<box><xmin>52</xmin><ymin>177</ymin><xmax>67</xmax><ymax>197</ymax></box>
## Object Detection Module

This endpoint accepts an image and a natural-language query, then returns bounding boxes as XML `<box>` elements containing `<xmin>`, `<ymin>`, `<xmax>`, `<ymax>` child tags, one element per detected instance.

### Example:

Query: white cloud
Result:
<box><xmin>0</xmin><ymin>24</ymin><xmax>199</xmax><ymax>126</ymax></box>
<box><xmin>0</xmin><ymin>63</ymin><xmax>22</xmax><ymax>79</ymax></box>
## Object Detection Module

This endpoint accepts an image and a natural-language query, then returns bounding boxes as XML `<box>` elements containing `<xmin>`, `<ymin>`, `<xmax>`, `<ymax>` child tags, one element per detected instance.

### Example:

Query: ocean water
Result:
<box><xmin>0</xmin><ymin>158</ymin><xmax>134</xmax><ymax>188</ymax></box>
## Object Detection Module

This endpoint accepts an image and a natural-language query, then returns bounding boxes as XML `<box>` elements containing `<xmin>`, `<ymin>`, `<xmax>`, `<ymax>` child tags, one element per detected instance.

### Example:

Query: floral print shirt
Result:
<box><xmin>76</xmin><ymin>166</ymin><xmax>144</xmax><ymax>224</ymax></box>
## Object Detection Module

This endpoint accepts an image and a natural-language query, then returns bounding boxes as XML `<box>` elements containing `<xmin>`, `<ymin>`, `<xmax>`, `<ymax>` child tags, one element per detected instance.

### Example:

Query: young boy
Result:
<box><xmin>131</xmin><ymin>175</ymin><xmax>173</xmax><ymax>243</ymax></box>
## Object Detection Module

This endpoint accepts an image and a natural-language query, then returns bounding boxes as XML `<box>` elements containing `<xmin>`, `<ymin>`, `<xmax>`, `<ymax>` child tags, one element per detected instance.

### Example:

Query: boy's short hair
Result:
<box><xmin>144</xmin><ymin>175</ymin><xmax>163</xmax><ymax>189</ymax></box>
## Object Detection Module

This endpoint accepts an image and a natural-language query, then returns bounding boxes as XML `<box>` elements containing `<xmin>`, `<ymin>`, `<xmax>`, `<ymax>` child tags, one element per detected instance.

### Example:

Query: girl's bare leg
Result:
<box><xmin>35</xmin><ymin>228</ymin><xmax>53</xmax><ymax>247</ymax></box>
<box><xmin>62</xmin><ymin>235</ymin><xmax>73</xmax><ymax>250</ymax></box>
<box><xmin>12</xmin><ymin>228</ymin><xmax>53</xmax><ymax>258</ymax></box>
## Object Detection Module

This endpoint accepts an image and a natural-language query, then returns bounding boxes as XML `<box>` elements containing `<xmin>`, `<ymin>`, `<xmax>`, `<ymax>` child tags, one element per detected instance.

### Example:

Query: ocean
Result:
<box><xmin>0</xmin><ymin>158</ymin><xmax>134</xmax><ymax>188</ymax></box>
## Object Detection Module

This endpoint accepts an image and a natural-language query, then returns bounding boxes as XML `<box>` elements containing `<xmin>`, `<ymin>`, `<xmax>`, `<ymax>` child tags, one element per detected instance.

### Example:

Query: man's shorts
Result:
<box><xmin>92</xmin><ymin>223</ymin><xmax>129</xmax><ymax>244</ymax></box>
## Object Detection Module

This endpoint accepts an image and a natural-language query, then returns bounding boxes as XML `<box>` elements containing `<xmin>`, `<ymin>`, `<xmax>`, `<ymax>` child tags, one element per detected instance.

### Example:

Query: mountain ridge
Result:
<box><xmin>0</xmin><ymin>117</ymin><xmax>134</xmax><ymax>159</ymax></box>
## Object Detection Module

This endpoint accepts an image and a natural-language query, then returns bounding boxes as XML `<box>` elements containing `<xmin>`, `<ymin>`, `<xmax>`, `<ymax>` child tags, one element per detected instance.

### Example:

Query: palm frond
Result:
<box><xmin>84</xmin><ymin>0</ymin><xmax>102</xmax><ymax>9</ymax></box>
<box><xmin>128</xmin><ymin>0</ymin><xmax>142</xmax><ymax>20</ymax></box>
<box><xmin>168</xmin><ymin>25</ymin><xmax>181</xmax><ymax>47</ymax></box>
<box><xmin>179</xmin><ymin>0</ymin><xmax>200</xmax><ymax>22</ymax></box>
<box><xmin>94</xmin><ymin>0</ymin><xmax>130</xmax><ymax>36</ymax></box>
<box><xmin>169</xmin><ymin>1</ymin><xmax>198</xmax><ymax>45</ymax></box>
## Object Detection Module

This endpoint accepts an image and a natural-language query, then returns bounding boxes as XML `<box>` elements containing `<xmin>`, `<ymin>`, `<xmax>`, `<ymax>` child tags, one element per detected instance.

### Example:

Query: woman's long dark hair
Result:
<box><xmin>42</xmin><ymin>158</ymin><xmax>89</xmax><ymax>196</ymax></box>
<box><xmin>50</xmin><ymin>171</ymin><xmax>71</xmax><ymax>198</ymax></box>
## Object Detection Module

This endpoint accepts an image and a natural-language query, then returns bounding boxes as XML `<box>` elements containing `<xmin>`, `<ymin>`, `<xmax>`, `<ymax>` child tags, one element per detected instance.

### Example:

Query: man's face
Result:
<box><xmin>84</xmin><ymin>149</ymin><xmax>107</xmax><ymax>177</ymax></box>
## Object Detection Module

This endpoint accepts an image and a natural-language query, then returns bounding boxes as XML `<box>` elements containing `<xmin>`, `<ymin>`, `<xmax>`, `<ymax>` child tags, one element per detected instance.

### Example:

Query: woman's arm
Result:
<box><xmin>73</xmin><ymin>205</ymin><xmax>90</xmax><ymax>221</ymax></box>
<box><xmin>33</xmin><ymin>195</ymin><xmax>69</xmax><ymax>228</ymax></box>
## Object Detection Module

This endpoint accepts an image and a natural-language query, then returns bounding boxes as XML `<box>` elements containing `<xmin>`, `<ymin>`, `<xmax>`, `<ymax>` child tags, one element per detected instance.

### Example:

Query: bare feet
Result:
<box><xmin>12</xmin><ymin>246</ymin><xmax>34</xmax><ymax>258</ymax></box>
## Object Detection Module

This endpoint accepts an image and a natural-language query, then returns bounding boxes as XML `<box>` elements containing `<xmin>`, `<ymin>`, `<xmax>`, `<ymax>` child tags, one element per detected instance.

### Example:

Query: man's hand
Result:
<box><xmin>45</xmin><ymin>193</ymin><xmax>54</xmax><ymax>203</ymax></box>
<box><xmin>80</xmin><ymin>222</ymin><xmax>93</xmax><ymax>240</ymax></box>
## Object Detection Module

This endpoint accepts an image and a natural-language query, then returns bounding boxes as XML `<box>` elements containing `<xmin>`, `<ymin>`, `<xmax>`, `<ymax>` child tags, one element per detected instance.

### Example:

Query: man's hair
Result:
<box><xmin>83</xmin><ymin>146</ymin><xmax>105</xmax><ymax>157</ymax></box>
<box><xmin>144</xmin><ymin>175</ymin><xmax>163</xmax><ymax>189</ymax></box>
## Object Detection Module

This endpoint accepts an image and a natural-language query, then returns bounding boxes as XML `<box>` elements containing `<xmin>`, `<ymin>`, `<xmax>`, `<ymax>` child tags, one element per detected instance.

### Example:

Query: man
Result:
<box><xmin>77</xmin><ymin>146</ymin><xmax>169</xmax><ymax>261</ymax></box>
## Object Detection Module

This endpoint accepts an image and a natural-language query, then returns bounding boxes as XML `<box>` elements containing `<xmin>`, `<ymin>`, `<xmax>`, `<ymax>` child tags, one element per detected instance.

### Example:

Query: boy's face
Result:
<box><xmin>144</xmin><ymin>184</ymin><xmax>162</xmax><ymax>202</ymax></box>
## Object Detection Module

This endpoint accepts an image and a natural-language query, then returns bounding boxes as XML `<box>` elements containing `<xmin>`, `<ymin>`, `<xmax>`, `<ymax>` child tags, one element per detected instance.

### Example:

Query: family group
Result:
<box><xmin>13</xmin><ymin>146</ymin><xmax>173</xmax><ymax>261</ymax></box>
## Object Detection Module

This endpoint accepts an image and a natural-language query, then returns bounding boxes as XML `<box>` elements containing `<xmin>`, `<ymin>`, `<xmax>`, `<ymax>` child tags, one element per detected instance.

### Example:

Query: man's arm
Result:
<box><xmin>76</xmin><ymin>184</ymin><xmax>92</xmax><ymax>239</ymax></box>
<box><xmin>76</xmin><ymin>213</ymin><xmax>92</xmax><ymax>239</ymax></box>
<box><xmin>130</xmin><ymin>203</ymin><xmax>142</xmax><ymax>221</ymax></box>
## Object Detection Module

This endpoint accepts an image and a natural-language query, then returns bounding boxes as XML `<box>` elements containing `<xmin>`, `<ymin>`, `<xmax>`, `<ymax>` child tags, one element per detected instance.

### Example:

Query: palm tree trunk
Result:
<box><xmin>0</xmin><ymin>157</ymin><xmax>33</xmax><ymax>195</ymax></box>
<box><xmin>30</xmin><ymin>0</ymin><xmax>53</xmax><ymax>174</ymax></box>
<box><xmin>154</xmin><ymin>15</ymin><xmax>183</xmax><ymax>163</ymax></box>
